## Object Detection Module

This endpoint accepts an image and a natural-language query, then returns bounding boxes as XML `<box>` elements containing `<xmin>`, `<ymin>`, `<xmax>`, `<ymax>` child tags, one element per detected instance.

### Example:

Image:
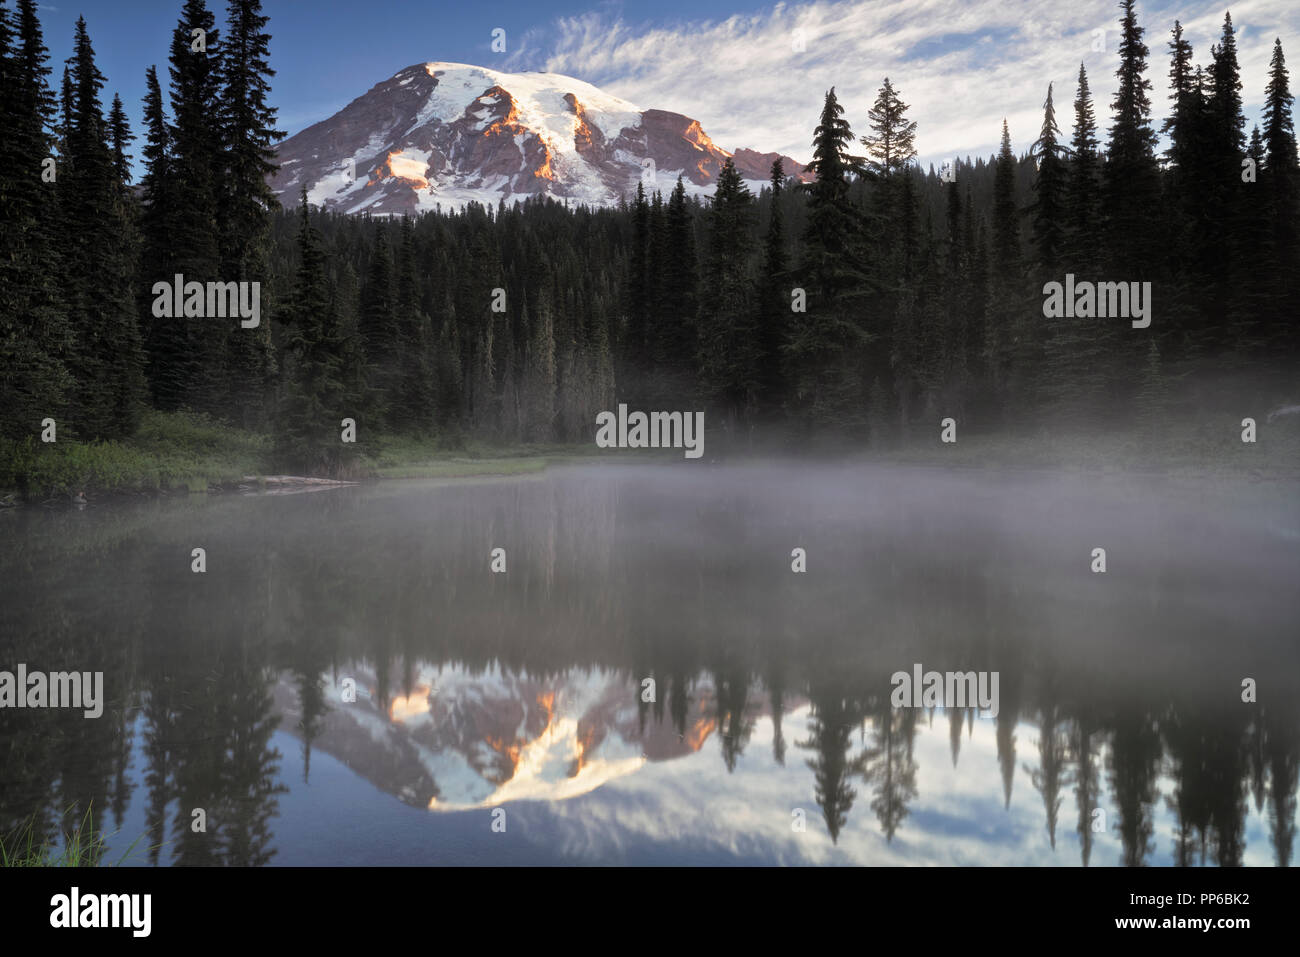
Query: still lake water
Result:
<box><xmin>2</xmin><ymin>464</ymin><xmax>1298</xmax><ymax>866</ymax></box>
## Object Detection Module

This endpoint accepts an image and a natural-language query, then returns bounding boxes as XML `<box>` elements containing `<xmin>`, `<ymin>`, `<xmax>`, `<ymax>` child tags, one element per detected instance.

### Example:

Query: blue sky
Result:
<box><xmin>37</xmin><ymin>0</ymin><xmax>1300</xmax><ymax>176</ymax></box>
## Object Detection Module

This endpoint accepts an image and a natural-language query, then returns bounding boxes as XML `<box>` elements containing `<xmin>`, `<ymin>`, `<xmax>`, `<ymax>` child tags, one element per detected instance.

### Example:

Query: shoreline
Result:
<box><xmin>4</xmin><ymin>410</ymin><xmax>1298</xmax><ymax>508</ymax></box>
<box><xmin>6</xmin><ymin>446</ymin><xmax>1298</xmax><ymax>511</ymax></box>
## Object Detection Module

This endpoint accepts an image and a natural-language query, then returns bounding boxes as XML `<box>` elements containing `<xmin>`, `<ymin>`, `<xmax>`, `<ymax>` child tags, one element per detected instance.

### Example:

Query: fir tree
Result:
<box><xmin>864</xmin><ymin>77</ymin><xmax>920</xmax><ymax>386</ymax></box>
<box><xmin>106</xmin><ymin>92</ymin><xmax>131</xmax><ymax>187</ymax></box>
<box><xmin>1208</xmin><ymin>12</ymin><xmax>1247</xmax><ymax>160</ymax></box>
<box><xmin>60</xmin><ymin>16</ymin><xmax>144</xmax><ymax>438</ymax></box>
<box><xmin>0</xmin><ymin>0</ymin><xmax>71</xmax><ymax>438</ymax></box>
<box><xmin>696</xmin><ymin>157</ymin><xmax>756</xmax><ymax>433</ymax></box>
<box><xmin>660</xmin><ymin>175</ymin><xmax>698</xmax><ymax>396</ymax></box>
<box><xmin>1197</xmin><ymin>12</ymin><xmax>1252</xmax><ymax>352</ymax></box>
<box><xmin>393</xmin><ymin>215</ymin><xmax>433</xmax><ymax>433</ymax></box>
<box><xmin>1048</xmin><ymin>66</ymin><xmax>1111</xmax><ymax>420</ymax></box>
<box><xmin>944</xmin><ymin>169</ymin><xmax>962</xmax><ymax>275</ymax></box>
<box><xmin>1105</xmin><ymin>0</ymin><xmax>1160</xmax><ymax>272</ymax></box>
<box><xmin>991</xmin><ymin>119</ymin><xmax>1020</xmax><ymax>279</ymax></box>
<box><xmin>521</xmin><ymin>282</ymin><xmax>557</xmax><ymax>442</ymax></box>
<box><xmin>139</xmin><ymin>63</ymin><xmax>194</xmax><ymax>411</ymax></box>
<box><xmin>166</xmin><ymin>0</ymin><xmax>224</xmax><ymax>413</ymax></box>
<box><xmin>1262</xmin><ymin>38</ymin><xmax>1298</xmax><ymax>352</ymax></box>
<box><xmin>1264</xmin><ymin>39</ymin><xmax>1298</xmax><ymax>181</ymax></box>
<box><xmin>217</xmin><ymin>0</ymin><xmax>281</xmax><ymax>273</ymax></box>
<box><xmin>862</xmin><ymin>77</ymin><xmax>917</xmax><ymax>179</ymax></box>
<box><xmin>276</xmin><ymin>191</ymin><xmax>349</xmax><ymax>472</ymax></box>
<box><xmin>1030</xmin><ymin>83</ymin><xmax>1066</xmax><ymax>270</ymax></box>
<box><xmin>789</xmin><ymin>88</ymin><xmax>870</xmax><ymax>432</ymax></box>
<box><xmin>756</xmin><ymin>158</ymin><xmax>788</xmax><ymax>419</ymax></box>
<box><xmin>217</xmin><ymin>0</ymin><xmax>281</xmax><ymax>427</ymax></box>
<box><xmin>359</xmin><ymin>226</ymin><xmax>398</xmax><ymax>423</ymax></box>
<box><xmin>1162</xmin><ymin>20</ymin><xmax>1196</xmax><ymax>171</ymax></box>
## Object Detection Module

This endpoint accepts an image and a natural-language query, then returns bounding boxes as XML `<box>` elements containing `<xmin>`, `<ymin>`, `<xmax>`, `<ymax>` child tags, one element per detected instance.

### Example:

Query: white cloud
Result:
<box><xmin>507</xmin><ymin>0</ymin><xmax>1299</xmax><ymax>169</ymax></box>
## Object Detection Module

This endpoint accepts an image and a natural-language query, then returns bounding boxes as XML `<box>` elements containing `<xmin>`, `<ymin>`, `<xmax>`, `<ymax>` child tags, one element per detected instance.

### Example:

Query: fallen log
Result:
<box><xmin>241</xmin><ymin>475</ymin><xmax>361</xmax><ymax>487</ymax></box>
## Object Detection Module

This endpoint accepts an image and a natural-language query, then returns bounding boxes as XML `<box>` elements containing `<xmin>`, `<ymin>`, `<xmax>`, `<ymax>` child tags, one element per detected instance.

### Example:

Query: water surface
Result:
<box><xmin>2</xmin><ymin>464</ymin><xmax>1297</xmax><ymax>865</ymax></box>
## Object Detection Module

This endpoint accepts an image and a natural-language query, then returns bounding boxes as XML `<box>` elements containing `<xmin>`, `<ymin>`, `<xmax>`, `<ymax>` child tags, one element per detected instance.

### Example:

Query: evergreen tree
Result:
<box><xmin>756</xmin><ymin>158</ymin><xmax>788</xmax><ymax>419</ymax></box>
<box><xmin>1159</xmin><ymin>21</ymin><xmax>1204</xmax><ymax>321</ymax></box>
<box><xmin>276</xmin><ymin>191</ymin><xmax>350</xmax><ymax>472</ymax></box>
<box><xmin>57</xmin><ymin>62</ymin><xmax>71</xmax><ymax>148</ymax></box>
<box><xmin>991</xmin><ymin>119</ymin><xmax>1020</xmax><ymax>279</ymax></box>
<box><xmin>0</xmin><ymin>0</ymin><xmax>71</xmax><ymax>438</ymax></box>
<box><xmin>106</xmin><ymin>92</ymin><xmax>131</xmax><ymax>187</ymax></box>
<box><xmin>645</xmin><ymin>188</ymin><xmax>670</xmax><ymax>400</ymax></box>
<box><xmin>1162</xmin><ymin>20</ymin><xmax>1196</xmax><ymax>172</ymax></box>
<box><xmin>139</xmin><ymin>63</ymin><xmax>194</xmax><ymax>411</ymax></box>
<box><xmin>218</xmin><ymin>0</ymin><xmax>281</xmax><ymax>427</ymax></box>
<box><xmin>1032</xmin><ymin>83</ymin><xmax>1080</xmax><ymax>425</ymax></box>
<box><xmin>1104</xmin><ymin>0</ymin><xmax>1160</xmax><ymax>272</ymax></box>
<box><xmin>862</xmin><ymin>77</ymin><xmax>917</xmax><ymax>179</ymax></box>
<box><xmin>789</xmin><ymin>88</ymin><xmax>870</xmax><ymax>433</ymax></box>
<box><xmin>1199</xmin><ymin>12</ymin><xmax>1252</xmax><ymax>352</ymax></box>
<box><xmin>1029</xmin><ymin>83</ymin><xmax>1066</xmax><ymax>270</ymax></box>
<box><xmin>166</xmin><ymin>0</ymin><xmax>224</xmax><ymax>413</ymax></box>
<box><xmin>864</xmin><ymin>77</ymin><xmax>920</xmax><ymax>400</ymax></box>
<box><xmin>622</xmin><ymin>180</ymin><xmax>651</xmax><ymax>402</ymax></box>
<box><xmin>1263</xmin><ymin>39</ymin><xmax>1298</xmax><ymax>184</ymax></box>
<box><xmin>359</xmin><ymin>226</ymin><xmax>398</xmax><ymax>423</ymax></box>
<box><xmin>944</xmin><ymin>170</ymin><xmax>962</xmax><ymax>275</ymax></box>
<box><xmin>217</xmin><ymin>0</ymin><xmax>280</xmax><ymax>273</ymax></box>
<box><xmin>660</xmin><ymin>175</ymin><xmax>698</xmax><ymax>401</ymax></box>
<box><xmin>521</xmin><ymin>282</ymin><xmax>557</xmax><ymax>442</ymax></box>
<box><xmin>1208</xmin><ymin>12</ymin><xmax>1247</xmax><ymax>161</ymax></box>
<box><xmin>988</xmin><ymin>119</ymin><xmax>1034</xmax><ymax>421</ymax></box>
<box><xmin>696</xmin><ymin>157</ymin><xmax>756</xmax><ymax>433</ymax></box>
<box><xmin>60</xmin><ymin>16</ymin><xmax>144</xmax><ymax>438</ymax></box>
<box><xmin>393</xmin><ymin>215</ymin><xmax>434</xmax><ymax>432</ymax></box>
<box><xmin>1262</xmin><ymin>38</ymin><xmax>1299</xmax><ymax>352</ymax></box>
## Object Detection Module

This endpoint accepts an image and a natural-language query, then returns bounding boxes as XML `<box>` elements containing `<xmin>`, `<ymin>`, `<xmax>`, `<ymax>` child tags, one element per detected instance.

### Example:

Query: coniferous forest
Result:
<box><xmin>1</xmin><ymin>0</ymin><xmax>1298</xmax><ymax>484</ymax></box>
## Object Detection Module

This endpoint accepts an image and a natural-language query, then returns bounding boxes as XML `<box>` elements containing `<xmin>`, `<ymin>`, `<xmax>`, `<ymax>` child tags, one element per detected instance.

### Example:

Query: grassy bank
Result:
<box><xmin>363</xmin><ymin>434</ymin><xmax>587</xmax><ymax>479</ymax></box>
<box><xmin>0</xmin><ymin>411</ymin><xmax>272</xmax><ymax>502</ymax></box>
<box><xmin>861</xmin><ymin>413</ymin><xmax>1300</xmax><ymax>479</ymax></box>
<box><xmin>0</xmin><ymin>413</ymin><xmax>588</xmax><ymax>502</ymax></box>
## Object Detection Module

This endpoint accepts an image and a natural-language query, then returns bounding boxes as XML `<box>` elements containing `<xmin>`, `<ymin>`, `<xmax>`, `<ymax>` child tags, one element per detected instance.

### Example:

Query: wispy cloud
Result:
<box><xmin>507</xmin><ymin>0</ymin><xmax>1298</xmax><ymax>167</ymax></box>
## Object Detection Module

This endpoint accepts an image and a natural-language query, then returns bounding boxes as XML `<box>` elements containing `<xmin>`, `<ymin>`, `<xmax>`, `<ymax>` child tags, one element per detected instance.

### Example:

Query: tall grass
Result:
<box><xmin>0</xmin><ymin>410</ymin><xmax>271</xmax><ymax>500</ymax></box>
<box><xmin>0</xmin><ymin>805</ymin><xmax>150</xmax><ymax>867</ymax></box>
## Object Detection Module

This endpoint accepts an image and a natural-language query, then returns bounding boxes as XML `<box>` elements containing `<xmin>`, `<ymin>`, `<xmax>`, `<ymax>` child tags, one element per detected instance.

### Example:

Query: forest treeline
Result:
<box><xmin>1</xmin><ymin>0</ymin><xmax>1297</xmax><ymax>471</ymax></box>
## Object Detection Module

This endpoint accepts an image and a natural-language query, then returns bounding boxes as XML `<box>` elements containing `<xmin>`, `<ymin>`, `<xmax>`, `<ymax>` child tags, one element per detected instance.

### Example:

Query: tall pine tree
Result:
<box><xmin>218</xmin><ymin>0</ymin><xmax>281</xmax><ymax>427</ymax></box>
<box><xmin>696</xmin><ymin>157</ymin><xmax>756</xmax><ymax>434</ymax></box>
<box><xmin>60</xmin><ymin>16</ymin><xmax>144</xmax><ymax>439</ymax></box>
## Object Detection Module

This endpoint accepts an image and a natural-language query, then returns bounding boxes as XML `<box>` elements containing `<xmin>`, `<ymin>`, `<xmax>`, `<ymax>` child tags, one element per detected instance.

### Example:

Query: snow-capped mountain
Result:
<box><xmin>270</xmin><ymin>62</ymin><xmax>810</xmax><ymax>214</ymax></box>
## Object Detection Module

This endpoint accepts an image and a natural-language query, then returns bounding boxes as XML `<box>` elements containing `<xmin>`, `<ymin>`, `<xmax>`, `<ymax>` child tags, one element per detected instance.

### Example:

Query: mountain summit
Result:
<box><xmin>270</xmin><ymin>62</ymin><xmax>809</xmax><ymax>213</ymax></box>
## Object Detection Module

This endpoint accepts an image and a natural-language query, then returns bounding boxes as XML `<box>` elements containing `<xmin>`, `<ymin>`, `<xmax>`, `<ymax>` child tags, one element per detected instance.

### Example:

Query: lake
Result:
<box><xmin>2</xmin><ymin>464</ymin><xmax>1297</xmax><ymax>865</ymax></box>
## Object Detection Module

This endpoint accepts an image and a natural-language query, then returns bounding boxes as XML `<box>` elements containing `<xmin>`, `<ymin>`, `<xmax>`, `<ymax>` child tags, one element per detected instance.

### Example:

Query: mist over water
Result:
<box><xmin>2</xmin><ymin>464</ymin><xmax>1297</xmax><ymax>865</ymax></box>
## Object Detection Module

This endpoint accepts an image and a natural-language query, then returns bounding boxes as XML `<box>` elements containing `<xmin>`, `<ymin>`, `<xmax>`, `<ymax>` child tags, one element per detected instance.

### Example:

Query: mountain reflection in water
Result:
<box><xmin>1</xmin><ymin>465</ymin><xmax>1297</xmax><ymax>865</ymax></box>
